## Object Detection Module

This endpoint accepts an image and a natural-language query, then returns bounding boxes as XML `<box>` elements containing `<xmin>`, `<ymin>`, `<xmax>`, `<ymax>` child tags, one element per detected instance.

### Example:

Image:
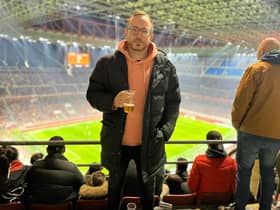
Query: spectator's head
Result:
<box><xmin>87</xmin><ymin>162</ymin><xmax>103</xmax><ymax>175</ymax></box>
<box><xmin>91</xmin><ymin>171</ymin><xmax>106</xmax><ymax>186</ymax></box>
<box><xmin>5</xmin><ymin>146</ymin><xmax>19</xmax><ymax>162</ymax></box>
<box><xmin>206</xmin><ymin>130</ymin><xmax>223</xmax><ymax>150</ymax></box>
<box><xmin>47</xmin><ymin>136</ymin><xmax>65</xmax><ymax>154</ymax></box>
<box><xmin>176</xmin><ymin>157</ymin><xmax>188</xmax><ymax>178</ymax></box>
<box><xmin>125</xmin><ymin>10</ymin><xmax>154</xmax><ymax>52</ymax></box>
<box><xmin>257</xmin><ymin>37</ymin><xmax>280</xmax><ymax>59</ymax></box>
<box><xmin>30</xmin><ymin>152</ymin><xmax>44</xmax><ymax>164</ymax></box>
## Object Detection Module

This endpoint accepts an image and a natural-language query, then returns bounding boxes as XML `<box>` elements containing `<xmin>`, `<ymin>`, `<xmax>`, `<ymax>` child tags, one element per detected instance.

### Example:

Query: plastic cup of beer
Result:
<box><xmin>127</xmin><ymin>202</ymin><xmax>136</xmax><ymax>210</ymax></box>
<box><xmin>123</xmin><ymin>90</ymin><xmax>135</xmax><ymax>113</ymax></box>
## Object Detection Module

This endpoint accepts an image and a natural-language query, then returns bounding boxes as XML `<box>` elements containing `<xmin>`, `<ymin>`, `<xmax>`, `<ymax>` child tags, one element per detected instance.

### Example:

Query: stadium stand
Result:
<box><xmin>0</xmin><ymin>42</ymin><xmax>256</xmax><ymax>130</ymax></box>
<box><xmin>0</xmin><ymin>35</ymin><xmax>259</xmax><ymax>130</ymax></box>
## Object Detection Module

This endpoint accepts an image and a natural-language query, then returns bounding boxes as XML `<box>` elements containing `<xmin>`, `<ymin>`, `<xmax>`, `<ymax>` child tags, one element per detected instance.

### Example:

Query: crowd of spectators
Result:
<box><xmin>0</xmin><ymin>51</ymin><xmax>257</xmax><ymax>129</ymax></box>
<box><xmin>2</xmin><ymin>131</ymin><xmax>277</xmax><ymax>209</ymax></box>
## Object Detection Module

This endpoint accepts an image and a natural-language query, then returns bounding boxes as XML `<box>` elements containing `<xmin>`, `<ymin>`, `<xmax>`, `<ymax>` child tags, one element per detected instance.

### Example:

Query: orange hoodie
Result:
<box><xmin>117</xmin><ymin>40</ymin><xmax>158</xmax><ymax>146</ymax></box>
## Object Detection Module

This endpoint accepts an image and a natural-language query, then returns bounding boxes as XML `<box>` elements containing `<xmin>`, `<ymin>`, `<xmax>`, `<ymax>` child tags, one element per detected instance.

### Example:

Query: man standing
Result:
<box><xmin>86</xmin><ymin>10</ymin><xmax>180</xmax><ymax>210</ymax></box>
<box><xmin>231</xmin><ymin>37</ymin><xmax>280</xmax><ymax>210</ymax></box>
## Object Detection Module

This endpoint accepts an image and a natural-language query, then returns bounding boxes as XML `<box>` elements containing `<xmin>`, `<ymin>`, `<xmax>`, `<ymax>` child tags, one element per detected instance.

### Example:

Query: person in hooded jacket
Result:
<box><xmin>86</xmin><ymin>10</ymin><xmax>180</xmax><ymax>210</ymax></box>
<box><xmin>232</xmin><ymin>37</ymin><xmax>280</xmax><ymax>210</ymax></box>
<box><xmin>187</xmin><ymin>130</ymin><xmax>237</xmax><ymax>194</ymax></box>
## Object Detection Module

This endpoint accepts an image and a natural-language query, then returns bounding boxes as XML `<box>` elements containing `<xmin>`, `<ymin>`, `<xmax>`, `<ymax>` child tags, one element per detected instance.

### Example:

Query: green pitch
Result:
<box><xmin>17</xmin><ymin>116</ymin><xmax>236</xmax><ymax>172</ymax></box>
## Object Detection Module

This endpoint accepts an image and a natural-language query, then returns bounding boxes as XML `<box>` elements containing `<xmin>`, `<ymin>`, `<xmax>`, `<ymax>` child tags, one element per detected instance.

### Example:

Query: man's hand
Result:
<box><xmin>113</xmin><ymin>90</ymin><xmax>135</xmax><ymax>108</ymax></box>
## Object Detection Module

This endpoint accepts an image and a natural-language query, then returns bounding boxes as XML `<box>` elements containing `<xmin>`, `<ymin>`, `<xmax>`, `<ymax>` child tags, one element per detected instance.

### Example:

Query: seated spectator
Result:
<box><xmin>25</xmin><ymin>136</ymin><xmax>84</xmax><ymax>203</ymax></box>
<box><xmin>0</xmin><ymin>146</ymin><xmax>29</xmax><ymax>203</ymax></box>
<box><xmin>176</xmin><ymin>157</ymin><xmax>188</xmax><ymax>180</ymax></box>
<box><xmin>187</xmin><ymin>130</ymin><xmax>237</xmax><ymax>194</ymax></box>
<box><xmin>79</xmin><ymin>170</ymin><xmax>108</xmax><ymax>199</ymax></box>
<box><xmin>85</xmin><ymin>162</ymin><xmax>103</xmax><ymax>175</ymax></box>
<box><xmin>166</xmin><ymin>157</ymin><xmax>189</xmax><ymax>194</ymax></box>
<box><xmin>30</xmin><ymin>152</ymin><xmax>44</xmax><ymax>164</ymax></box>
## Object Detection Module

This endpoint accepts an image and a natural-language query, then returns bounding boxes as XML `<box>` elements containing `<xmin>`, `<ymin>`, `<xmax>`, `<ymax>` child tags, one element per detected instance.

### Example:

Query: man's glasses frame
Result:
<box><xmin>127</xmin><ymin>26</ymin><xmax>151</xmax><ymax>36</ymax></box>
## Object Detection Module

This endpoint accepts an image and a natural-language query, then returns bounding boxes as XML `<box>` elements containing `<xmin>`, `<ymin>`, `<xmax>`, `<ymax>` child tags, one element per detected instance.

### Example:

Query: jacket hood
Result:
<box><xmin>257</xmin><ymin>37</ymin><xmax>280</xmax><ymax>60</ymax></box>
<box><xmin>260</xmin><ymin>50</ymin><xmax>280</xmax><ymax>64</ymax></box>
<box><xmin>117</xmin><ymin>40</ymin><xmax>158</xmax><ymax>62</ymax></box>
<box><xmin>206</xmin><ymin>148</ymin><xmax>227</xmax><ymax>158</ymax></box>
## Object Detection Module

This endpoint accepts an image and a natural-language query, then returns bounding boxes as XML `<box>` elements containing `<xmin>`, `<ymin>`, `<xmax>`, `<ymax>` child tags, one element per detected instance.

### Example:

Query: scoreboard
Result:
<box><xmin>67</xmin><ymin>52</ymin><xmax>90</xmax><ymax>67</ymax></box>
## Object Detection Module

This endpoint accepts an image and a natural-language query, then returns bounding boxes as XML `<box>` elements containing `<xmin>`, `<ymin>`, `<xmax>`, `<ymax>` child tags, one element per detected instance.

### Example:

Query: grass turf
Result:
<box><xmin>14</xmin><ymin>116</ymin><xmax>236</xmax><ymax>172</ymax></box>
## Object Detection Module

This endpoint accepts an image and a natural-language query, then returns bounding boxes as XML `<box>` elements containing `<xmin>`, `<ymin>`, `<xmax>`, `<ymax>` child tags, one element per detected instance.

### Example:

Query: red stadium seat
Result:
<box><xmin>0</xmin><ymin>202</ymin><xmax>26</xmax><ymax>210</ymax></box>
<box><xmin>162</xmin><ymin>193</ymin><xmax>197</xmax><ymax>208</ymax></box>
<box><xmin>75</xmin><ymin>199</ymin><xmax>107</xmax><ymax>210</ymax></box>
<box><xmin>28</xmin><ymin>202</ymin><xmax>73</xmax><ymax>210</ymax></box>
<box><xmin>196</xmin><ymin>192</ymin><xmax>233</xmax><ymax>209</ymax></box>
<box><xmin>197</xmin><ymin>192</ymin><xmax>233</xmax><ymax>204</ymax></box>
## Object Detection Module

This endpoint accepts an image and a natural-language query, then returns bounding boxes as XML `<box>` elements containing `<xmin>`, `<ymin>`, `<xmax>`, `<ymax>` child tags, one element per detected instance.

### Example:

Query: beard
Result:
<box><xmin>128</xmin><ymin>38</ymin><xmax>148</xmax><ymax>52</ymax></box>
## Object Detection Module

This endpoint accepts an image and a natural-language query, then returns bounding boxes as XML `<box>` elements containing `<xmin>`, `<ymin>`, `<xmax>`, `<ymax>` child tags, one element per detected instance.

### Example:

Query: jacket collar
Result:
<box><xmin>261</xmin><ymin>50</ymin><xmax>280</xmax><ymax>64</ymax></box>
<box><xmin>45</xmin><ymin>153</ymin><xmax>67</xmax><ymax>160</ymax></box>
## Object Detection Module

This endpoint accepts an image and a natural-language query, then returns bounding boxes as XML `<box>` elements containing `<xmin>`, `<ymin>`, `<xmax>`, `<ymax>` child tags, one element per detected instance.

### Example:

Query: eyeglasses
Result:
<box><xmin>127</xmin><ymin>26</ymin><xmax>151</xmax><ymax>36</ymax></box>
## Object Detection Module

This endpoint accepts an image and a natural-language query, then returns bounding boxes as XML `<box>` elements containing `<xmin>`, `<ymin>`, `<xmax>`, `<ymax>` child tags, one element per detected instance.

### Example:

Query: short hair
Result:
<box><xmin>206</xmin><ymin>130</ymin><xmax>222</xmax><ymax>140</ymax></box>
<box><xmin>5</xmin><ymin>146</ymin><xmax>18</xmax><ymax>162</ymax></box>
<box><xmin>30</xmin><ymin>152</ymin><xmax>44</xmax><ymax>164</ymax></box>
<box><xmin>47</xmin><ymin>136</ymin><xmax>65</xmax><ymax>154</ymax></box>
<box><xmin>206</xmin><ymin>130</ymin><xmax>223</xmax><ymax>149</ymax></box>
<box><xmin>127</xmin><ymin>10</ymin><xmax>153</xmax><ymax>33</ymax></box>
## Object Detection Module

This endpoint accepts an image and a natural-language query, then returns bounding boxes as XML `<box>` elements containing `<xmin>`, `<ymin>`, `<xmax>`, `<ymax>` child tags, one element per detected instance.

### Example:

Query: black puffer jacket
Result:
<box><xmin>86</xmin><ymin>51</ymin><xmax>181</xmax><ymax>181</ymax></box>
<box><xmin>25</xmin><ymin>153</ymin><xmax>84</xmax><ymax>203</ymax></box>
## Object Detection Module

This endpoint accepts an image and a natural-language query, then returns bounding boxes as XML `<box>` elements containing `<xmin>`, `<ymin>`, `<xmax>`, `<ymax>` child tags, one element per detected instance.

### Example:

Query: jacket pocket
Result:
<box><xmin>147</xmin><ymin>128</ymin><xmax>166</xmax><ymax>173</ymax></box>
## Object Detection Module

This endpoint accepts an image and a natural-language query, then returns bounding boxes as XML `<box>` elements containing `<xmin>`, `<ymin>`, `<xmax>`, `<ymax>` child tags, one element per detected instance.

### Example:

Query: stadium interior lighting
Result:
<box><xmin>0</xmin><ymin>0</ymin><xmax>278</xmax><ymax>50</ymax></box>
<box><xmin>72</xmin><ymin>42</ymin><xmax>79</xmax><ymax>46</ymax></box>
<box><xmin>24</xmin><ymin>60</ymin><xmax>29</xmax><ymax>68</ymax></box>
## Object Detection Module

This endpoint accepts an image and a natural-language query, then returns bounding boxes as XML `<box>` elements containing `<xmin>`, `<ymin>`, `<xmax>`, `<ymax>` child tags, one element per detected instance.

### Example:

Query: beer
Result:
<box><xmin>123</xmin><ymin>103</ymin><xmax>135</xmax><ymax>113</ymax></box>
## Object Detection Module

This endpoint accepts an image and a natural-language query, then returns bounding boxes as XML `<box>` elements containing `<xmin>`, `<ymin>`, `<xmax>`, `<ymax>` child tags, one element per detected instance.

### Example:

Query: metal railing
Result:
<box><xmin>0</xmin><ymin>140</ymin><xmax>237</xmax><ymax>146</ymax></box>
<box><xmin>0</xmin><ymin>140</ymin><xmax>237</xmax><ymax>166</ymax></box>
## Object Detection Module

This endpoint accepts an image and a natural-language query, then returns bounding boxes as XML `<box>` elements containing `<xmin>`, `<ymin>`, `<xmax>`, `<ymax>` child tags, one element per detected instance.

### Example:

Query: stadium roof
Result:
<box><xmin>0</xmin><ymin>0</ymin><xmax>279</xmax><ymax>48</ymax></box>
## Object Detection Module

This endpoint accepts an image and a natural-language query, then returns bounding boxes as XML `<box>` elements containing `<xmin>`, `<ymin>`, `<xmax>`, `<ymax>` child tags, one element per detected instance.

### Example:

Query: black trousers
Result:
<box><xmin>107</xmin><ymin>145</ymin><xmax>155</xmax><ymax>210</ymax></box>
